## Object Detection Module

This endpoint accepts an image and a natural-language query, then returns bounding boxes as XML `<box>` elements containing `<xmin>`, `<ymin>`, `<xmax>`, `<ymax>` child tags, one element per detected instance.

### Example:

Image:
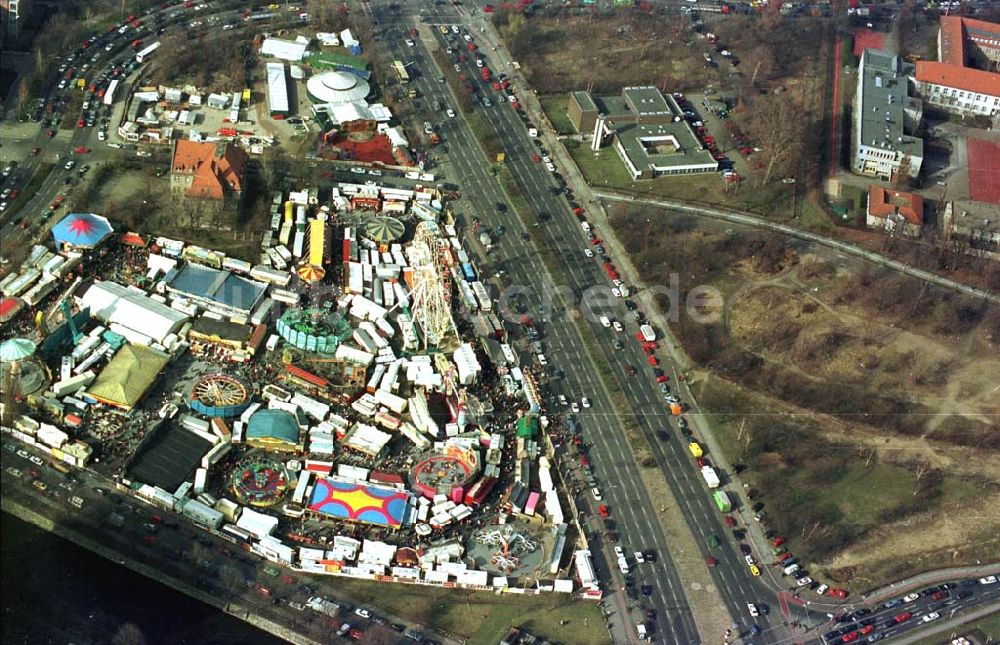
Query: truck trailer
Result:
<box><xmin>701</xmin><ymin>465</ymin><xmax>720</xmax><ymax>489</ymax></box>
<box><xmin>713</xmin><ymin>491</ymin><xmax>732</xmax><ymax>513</ymax></box>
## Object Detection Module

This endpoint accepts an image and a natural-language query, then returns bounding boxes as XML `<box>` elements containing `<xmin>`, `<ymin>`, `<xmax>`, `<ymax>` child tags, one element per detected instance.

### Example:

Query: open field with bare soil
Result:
<box><xmin>497</xmin><ymin>9</ymin><xmax>714</xmax><ymax>95</ymax></box>
<box><xmin>609</xmin><ymin>203</ymin><xmax>1000</xmax><ymax>588</ymax></box>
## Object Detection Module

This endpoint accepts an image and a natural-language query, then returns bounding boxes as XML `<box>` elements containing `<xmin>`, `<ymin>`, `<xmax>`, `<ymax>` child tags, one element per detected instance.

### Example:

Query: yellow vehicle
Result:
<box><xmin>439</xmin><ymin>25</ymin><xmax>449</xmax><ymax>34</ymax></box>
<box><xmin>749</xmin><ymin>565</ymin><xmax>761</xmax><ymax>577</ymax></box>
<box><xmin>688</xmin><ymin>442</ymin><xmax>703</xmax><ymax>458</ymax></box>
<box><xmin>33</xmin><ymin>480</ymin><xmax>48</xmax><ymax>491</ymax></box>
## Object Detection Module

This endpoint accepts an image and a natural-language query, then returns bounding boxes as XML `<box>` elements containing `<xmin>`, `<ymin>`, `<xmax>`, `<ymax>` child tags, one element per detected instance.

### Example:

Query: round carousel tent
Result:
<box><xmin>296</xmin><ymin>264</ymin><xmax>325</xmax><ymax>284</ymax></box>
<box><xmin>306</xmin><ymin>71</ymin><xmax>371</xmax><ymax>106</ymax></box>
<box><xmin>0</xmin><ymin>337</ymin><xmax>37</xmax><ymax>363</ymax></box>
<box><xmin>52</xmin><ymin>213</ymin><xmax>114</xmax><ymax>249</ymax></box>
<box><xmin>364</xmin><ymin>216</ymin><xmax>405</xmax><ymax>245</ymax></box>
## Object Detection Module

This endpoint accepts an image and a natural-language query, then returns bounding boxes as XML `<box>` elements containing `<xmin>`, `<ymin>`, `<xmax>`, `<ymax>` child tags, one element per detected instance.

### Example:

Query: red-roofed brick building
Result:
<box><xmin>912</xmin><ymin>16</ymin><xmax>1000</xmax><ymax>119</ymax></box>
<box><xmin>866</xmin><ymin>185</ymin><xmax>924</xmax><ymax>238</ymax></box>
<box><xmin>170</xmin><ymin>140</ymin><xmax>247</xmax><ymax>201</ymax></box>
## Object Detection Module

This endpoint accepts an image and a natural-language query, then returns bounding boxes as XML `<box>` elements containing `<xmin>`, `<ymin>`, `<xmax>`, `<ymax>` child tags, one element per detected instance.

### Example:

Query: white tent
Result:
<box><xmin>80</xmin><ymin>281</ymin><xmax>187</xmax><ymax>344</ymax></box>
<box><xmin>260</xmin><ymin>37</ymin><xmax>308</xmax><ymax>62</ymax></box>
<box><xmin>237</xmin><ymin>507</ymin><xmax>279</xmax><ymax>538</ymax></box>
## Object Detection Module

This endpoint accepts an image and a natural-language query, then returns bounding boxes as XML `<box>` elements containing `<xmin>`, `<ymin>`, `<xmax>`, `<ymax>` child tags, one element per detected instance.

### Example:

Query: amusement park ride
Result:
<box><xmin>388</xmin><ymin>221</ymin><xmax>459</xmax><ymax>353</ymax></box>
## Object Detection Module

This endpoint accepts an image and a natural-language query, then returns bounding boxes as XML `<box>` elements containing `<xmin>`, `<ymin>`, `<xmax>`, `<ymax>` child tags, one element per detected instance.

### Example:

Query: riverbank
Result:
<box><xmin>1</xmin><ymin>499</ymin><xmax>300</xmax><ymax>645</ymax></box>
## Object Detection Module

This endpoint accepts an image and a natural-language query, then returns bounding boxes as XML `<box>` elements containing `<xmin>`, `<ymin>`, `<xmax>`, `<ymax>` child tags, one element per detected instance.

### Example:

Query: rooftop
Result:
<box><xmin>622</xmin><ymin>86</ymin><xmax>672</xmax><ymax>118</ymax></box>
<box><xmin>615</xmin><ymin>121</ymin><xmax>718</xmax><ymax>170</ymax></box>
<box><xmin>571</xmin><ymin>91</ymin><xmax>598</xmax><ymax>112</ymax></box>
<box><xmin>938</xmin><ymin>15</ymin><xmax>1000</xmax><ymax>67</ymax></box>
<box><xmin>171</xmin><ymin>140</ymin><xmax>246</xmax><ymax>200</ymax></box>
<box><xmin>266</xmin><ymin>62</ymin><xmax>290</xmax><ymax>114</ymax></box>
<box><xmin>246</xmin><ymin>409</ymin><xmax>301</xmax><ymax>446</ymax></box>
<box><xmin>868</xmin><ymin>186</ymin><xmax>924</xmax><ymax>226</ymax></box>
<box><xmin>166</xmin><ymin>263</ymin><xmax>266</xmax><ymax>313</ymax></box>
<box><xmin>915</xmin><ymin>60</ymin><xmax>1000</xmax><ymax>98</ymax></box>
<box><xmin>858</xmin><ymin>50</ymin><xmax>924</xmax><ymax>158</ymax></box>
<box><xmin>921</xmin><ymin>16</ymin><xmax>1000</xmax><ymax>97</ymax></box>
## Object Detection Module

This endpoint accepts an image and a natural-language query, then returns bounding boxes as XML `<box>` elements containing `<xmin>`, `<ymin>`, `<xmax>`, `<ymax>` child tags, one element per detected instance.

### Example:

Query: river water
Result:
<box><xmin>1</xmin><ymin>512</ymin><xmax>287</xmax><ymax>645</ymax></box>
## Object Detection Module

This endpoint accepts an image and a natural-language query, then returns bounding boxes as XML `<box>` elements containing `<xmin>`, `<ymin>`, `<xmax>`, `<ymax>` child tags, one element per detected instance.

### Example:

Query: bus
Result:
<box><xmin>392</xmin><ymin>60</ymin><xmax>410</xmax><ymax>84</ymax></box>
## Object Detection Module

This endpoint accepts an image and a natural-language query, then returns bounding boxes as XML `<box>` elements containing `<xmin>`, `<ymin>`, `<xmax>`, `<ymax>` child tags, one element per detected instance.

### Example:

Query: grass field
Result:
<box><xmin>564</xmin><ymin>138</ymin><xmax>825</xmax><ymax>226</ymax></box>
<box><xmin>333</xmin><ymin>578</ymin><xmax>610</xmax><ymax>645</ymax></box>
<box><xmin>538</xmin><ymin>95</ymin><xmax>575</xmax><ymax>135</ymax></box>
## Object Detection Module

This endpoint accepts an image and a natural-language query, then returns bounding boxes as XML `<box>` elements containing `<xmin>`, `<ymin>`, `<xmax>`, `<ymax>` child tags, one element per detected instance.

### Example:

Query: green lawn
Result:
<box><xmin>831</xmin><ymin>463</ymin><xmax>921</xmax><ymax>527</ymax></box>
<box><xmin>539</xmin><ymin>94</ymin><xmax>576</xmax><ymax>135</ymax></box>
<box><xmin>333</xmin><ymin>578</ymin><xmax>609</xmax><ymax>645</ymax></box>
<box><xmin>564</xmin><ymin>142</ymin><xmax>634</xmax><ymax>189</ymax></box>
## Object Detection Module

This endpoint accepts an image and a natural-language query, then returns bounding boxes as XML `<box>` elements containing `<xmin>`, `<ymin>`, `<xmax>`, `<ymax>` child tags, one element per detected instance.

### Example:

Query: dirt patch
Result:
<box><xmin>495</xmin><ymin>9</ymin><xmax>714</xmax><ymax>95</ymax></box>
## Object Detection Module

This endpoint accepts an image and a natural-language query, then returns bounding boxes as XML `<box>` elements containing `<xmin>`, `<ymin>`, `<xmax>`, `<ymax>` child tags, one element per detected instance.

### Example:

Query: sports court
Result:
<box><xmin>967</xmin><ymin>139</ymin><xmax>1000</xmax><ymax>205</ymax></box>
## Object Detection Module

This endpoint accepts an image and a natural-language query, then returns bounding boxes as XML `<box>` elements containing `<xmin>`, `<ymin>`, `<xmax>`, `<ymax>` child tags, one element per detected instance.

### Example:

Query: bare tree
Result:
<box><xmin>746</xmin><ymin>45</ymin><xmax>776</xmax><ymax>88</ymax></box>
<box><xmin>16</xmin><ymin>78</ymin><xmax>31</xmax><ymax>117</ymax></box>
<box><xmin>110</xmin><ymin>622</ymin><xmax>147</xmax><ymax>645</ymax></box>
<box><xmin>744</xmin><ymin>94</ymin><xmax>806</xmax><ymax>185</ymax></box>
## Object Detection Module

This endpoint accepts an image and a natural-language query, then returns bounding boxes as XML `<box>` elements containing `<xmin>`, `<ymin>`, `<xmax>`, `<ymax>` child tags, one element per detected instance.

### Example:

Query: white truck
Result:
<box><xmin>701</xmin><ymin>465</ymin><xmax>720</xmax><ymax>488</ymax></box>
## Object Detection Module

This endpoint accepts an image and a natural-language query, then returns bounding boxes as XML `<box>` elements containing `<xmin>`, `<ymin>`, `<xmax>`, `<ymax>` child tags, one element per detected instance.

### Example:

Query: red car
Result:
<box><xmin>73</xmin><ymin>146</ymin><xmax>91</xmax><ymax>154</ymax></box>
<box><xmin>777</xmin><ymin>552</ymin><xmax>794</xmax><ymax>563</ymax></box>
<box><xmin>8</xmin><ymin>190</ymin><xmax>18</xmax><ymax>200</ymax></box>
<box><xmin>706</xmin><ymin>556</ymin><xmax>718</xmax><ymax>567</ymax></box>
<box><xmin>859</xmin><ymin>625</ymin><xmax>875</xmax><ymax>636</ymax></box>
<box><xmin>656</xmin><ymin>375</ymin><xmax>669</xmax><ymax>384</ymax></box>
<box><xmin>77</xmin><ymin>119</ymin><xmax>85</xmax><ymax>129</ymax></box>
<box><xmin>723</xmin><ymin>515</ymin><xmax>736</xmax><ymax>527</ymax></box>
<box><xmin>598</xmin><ymin>505</ymin><xmax>609</xmax><ymax>518</ymax></box>
<box><xmin>648</xmin><ymin>356</ymin><xmax>659</xmax><ymax>366</ymax></box>
<box><xmin>771</xmin><ymin>536</ymin><xmax>786</xmax><ymax>547</ymax></box>
<box><xmin>931</xmin><ymin>590</ymin><xmax>946</xmax><ymax>601</ymax></box>
<box><xmin>579</xmin><ymin>455</ymin><xmax>589</xmax><ymax>467</ymax></box>
<box><xmin>894</xmin><ymin>612</ymin><xmax>912</xmax><ymax>623</ymax></box>
<box><xmin>827</xmin><ymin>588</ymin><xmax>848</xmax><ymax>599</ymax></box>
<box><xmin>467</xmin><ymin>42</ymin><xmax>477</xmax><ymax>51</ymax></box>
<box><xmin>483</xmin><ymin>4</ymin><xmax>495</xmax><ymax>12</ymax></box>
<box><xmin>842</xmin><ymin>632</ymin><xmax>858</xmax><ymax>643</ymax></box>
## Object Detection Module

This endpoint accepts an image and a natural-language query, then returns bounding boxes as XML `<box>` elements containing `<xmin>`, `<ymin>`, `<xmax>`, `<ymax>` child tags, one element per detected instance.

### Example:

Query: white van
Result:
<box><xmin>783</xmin><ymin>563</ymin><xmax>800</xmax><ymax>576</ymax></box>
<box><xmin>599</xmin><ymin>316</ymin><xmax>611</xmax><ymax>328</ymax></box>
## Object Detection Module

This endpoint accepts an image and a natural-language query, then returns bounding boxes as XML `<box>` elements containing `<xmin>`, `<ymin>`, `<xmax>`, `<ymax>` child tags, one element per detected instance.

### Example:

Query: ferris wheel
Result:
<box><xmin>191</xmin><ymin>373</ymin><xmax>250</xmax><ymax>407</ymax></box>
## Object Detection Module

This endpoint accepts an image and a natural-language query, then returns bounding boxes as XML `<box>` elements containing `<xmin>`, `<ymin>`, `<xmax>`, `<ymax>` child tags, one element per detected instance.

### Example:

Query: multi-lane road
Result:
<box><xmin>365</xmin><ymin>2</ymin><xmax>1000</xmax><ymax>644</ymax></box>
<box><xmin>367</xmin><ymin>1</ymin><xmax>791</xmax><ymax>642</ymax></box>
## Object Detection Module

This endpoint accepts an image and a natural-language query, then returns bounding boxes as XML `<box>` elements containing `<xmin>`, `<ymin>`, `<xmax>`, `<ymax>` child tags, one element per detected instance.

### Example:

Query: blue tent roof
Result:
<box><xmin>166</xmin><ymin>264</ymin><xmax>265</xmax><ymax>312</ymax></box>
<box><xmin>246</xmin><ymin>409</ymin><xmax>300</xmax><ymax>445</ymax></box>
<box><xmin>52</xmin><ymin>213</ymin><xmax>114</xmax><ymax>248</ymax></box>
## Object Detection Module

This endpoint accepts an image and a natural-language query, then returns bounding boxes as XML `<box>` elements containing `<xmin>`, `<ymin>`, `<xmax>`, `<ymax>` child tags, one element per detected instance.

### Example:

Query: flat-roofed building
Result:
<box><xmin>852</xmin><ymin>49</ymin><xmax>924</xmax><ymax>181</ymax></box>
<box><xmin>567</xmin><ymin>86</ymin><xmax>717</xmax><ymax>180</ymax></box>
